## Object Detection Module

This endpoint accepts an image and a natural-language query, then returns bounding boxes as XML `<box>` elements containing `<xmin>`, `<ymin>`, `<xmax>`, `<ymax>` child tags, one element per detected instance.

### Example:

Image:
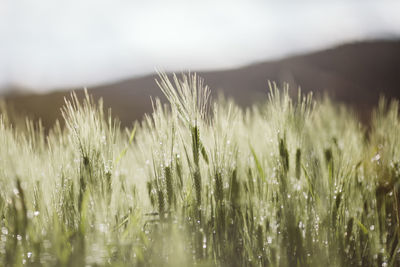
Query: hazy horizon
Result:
<box><xmin>1</xmin><ymin>0</ymin><xmax>400</xmax><ymax>93</ymax></box>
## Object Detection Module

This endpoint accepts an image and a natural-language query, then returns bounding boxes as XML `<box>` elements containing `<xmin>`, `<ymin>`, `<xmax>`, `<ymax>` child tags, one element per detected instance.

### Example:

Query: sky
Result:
<box><xmin>1</xmin><ymin>0</ymin><xmax>400</xmax><ymax>92</ymax></box>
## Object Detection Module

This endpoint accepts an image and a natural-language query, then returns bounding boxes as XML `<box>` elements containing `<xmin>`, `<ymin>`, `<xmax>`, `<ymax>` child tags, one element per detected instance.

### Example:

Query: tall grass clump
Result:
<box><xmin>0</xmin><ymin>73</ymin><xmax>399</xmax><ymax>266</ymax></box>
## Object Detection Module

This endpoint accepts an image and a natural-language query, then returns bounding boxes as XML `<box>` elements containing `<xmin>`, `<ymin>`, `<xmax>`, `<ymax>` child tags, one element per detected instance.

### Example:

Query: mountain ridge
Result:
<box><xmin>3</xmin><ymin>40</ymin><xmax>400</xmax><ymax>127</ymax></box>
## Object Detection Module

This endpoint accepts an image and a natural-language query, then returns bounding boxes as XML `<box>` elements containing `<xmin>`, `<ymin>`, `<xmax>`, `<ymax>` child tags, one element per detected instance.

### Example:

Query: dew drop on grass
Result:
<box><xmin>371</xmin><ymin>153</ymin><xmax>381</xmax><ymax>162</ymax></box>
<box><xmin>13</xmin><ymin>188</ymin><xmax>19</xmax><ymax>195</ymax></box>
<box><xmin>1</xmin><ymin>227</ymin><xmax>8</xmax><ymax>235</ymax></box>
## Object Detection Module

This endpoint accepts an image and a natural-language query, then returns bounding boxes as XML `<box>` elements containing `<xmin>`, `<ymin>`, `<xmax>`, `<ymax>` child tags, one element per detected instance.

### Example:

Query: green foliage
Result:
<box><xmin>0</xmin><ymin>74</ymin><xmax>399</xmax><ymax>266</ymax></box>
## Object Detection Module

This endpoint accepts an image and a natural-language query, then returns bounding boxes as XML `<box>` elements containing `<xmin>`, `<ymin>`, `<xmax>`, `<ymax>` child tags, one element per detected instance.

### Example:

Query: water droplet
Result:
<box><xmin>1</xmin><ymin>227</ymin><xmax>8</xmax><ymax>235</ymax></box>
<box><xmin>371</xmin><ymin>153</ymin><xmax>381</xmax><ymax>162</ymax></box>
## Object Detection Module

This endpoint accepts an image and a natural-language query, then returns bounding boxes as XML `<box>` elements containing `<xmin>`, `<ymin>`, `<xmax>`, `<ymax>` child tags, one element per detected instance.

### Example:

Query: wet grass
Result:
<box><xmin>0</xmin><ymin>73</ymin><xmax>400</xmax><ymax>266</ymax></box>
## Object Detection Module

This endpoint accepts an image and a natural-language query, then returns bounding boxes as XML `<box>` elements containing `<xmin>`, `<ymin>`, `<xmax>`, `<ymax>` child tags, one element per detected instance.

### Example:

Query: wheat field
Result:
<box><xmin>0</xmin><ymin>73</ymin><xmax>399</xmax><ymax>266</ymax></box>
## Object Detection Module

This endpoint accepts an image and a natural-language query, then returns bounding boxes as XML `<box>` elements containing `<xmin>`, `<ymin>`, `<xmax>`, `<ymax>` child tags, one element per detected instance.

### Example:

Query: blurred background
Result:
<box><xmin>1</xmin><ymin>0</ymin><xmax>400</xmax><ymax>126</ymax></box>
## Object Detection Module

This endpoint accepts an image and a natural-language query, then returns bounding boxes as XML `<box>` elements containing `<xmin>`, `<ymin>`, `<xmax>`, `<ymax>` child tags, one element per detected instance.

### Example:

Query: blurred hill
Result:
<box><xmin>3</xmin><ymin>40</ymin><xmax>400</xmax><ymax>128</ymax></box>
